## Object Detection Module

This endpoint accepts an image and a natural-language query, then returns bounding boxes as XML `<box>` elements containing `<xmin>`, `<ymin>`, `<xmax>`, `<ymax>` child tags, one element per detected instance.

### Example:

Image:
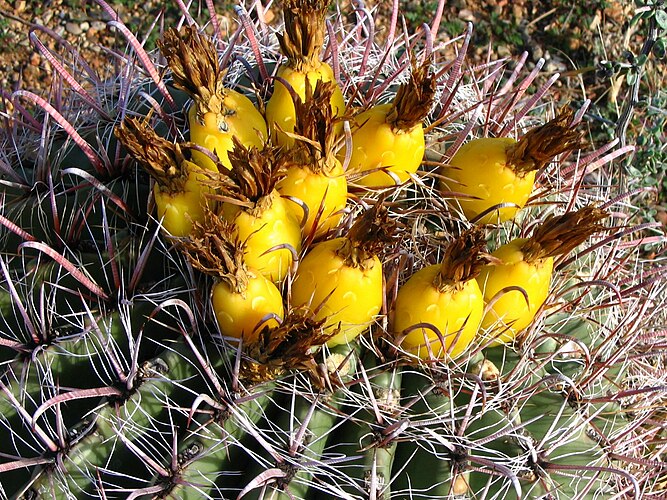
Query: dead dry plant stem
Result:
<box><xmin>615</xmin><ymin>13</ymin><xmax>659</xmax><ymax>150</ymax></box>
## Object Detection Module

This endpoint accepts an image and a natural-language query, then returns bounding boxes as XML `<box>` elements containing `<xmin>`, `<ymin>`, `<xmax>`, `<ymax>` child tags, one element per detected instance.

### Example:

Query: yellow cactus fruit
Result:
<box><xmin>291</xmin><ymin>202</ymin><xmax>397</xmax><ymax>347</ymax></box>
<box><xmin>477</xmin><ymin>205</ymin><xmax>608</xmax><ymax>345</ymax></box>
<box><xmin>180</xmin><ymin>212</ymin><xmax>284</xmax><ymax>343</ymax></box>
<box><xmin>158</xmin><ymin>27</ymin><xmax>267</xmax><ymax>171</ymax></box>
<box><xmin>394</xmin><ymin>228</ymin><xmax>488</xmax><ymax>360</ymax></box>
<box><xmin>218</xmin><ymin>141</ymin><xmax>302</xmax><ymax>283</ymax></box>
<box><xmin>276</xmin><ymin>80</ymin><xmax>347</xmax><ymax>238</ymax></box>
<box><xmin>441</xmin><ymin>107</ymin><xmax>585</xmax><ymax>224</ymax></box>
<box><xmin>114</xmin><ymin>117</ymin><xmax>212</xmax><ymax>238</ymax></box>
<box><xmin>346</xmin><ymin>58</ymin><xmax>436</xmax><ymax>187</ymax></box>
<box><xmin>265</xmin><ymin>0</ymin><xmax>345</xmax><ymax>147</ymax></box>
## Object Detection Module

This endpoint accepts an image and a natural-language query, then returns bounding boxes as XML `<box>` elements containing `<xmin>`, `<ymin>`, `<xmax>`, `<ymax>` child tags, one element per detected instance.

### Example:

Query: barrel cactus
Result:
<box><xmin>1</xmin><ymin>1</ymin><xmax>665</xmax><ymax>499</ymax></box>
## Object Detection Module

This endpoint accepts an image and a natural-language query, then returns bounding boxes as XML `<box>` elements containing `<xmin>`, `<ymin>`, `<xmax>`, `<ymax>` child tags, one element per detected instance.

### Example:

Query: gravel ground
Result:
<box><xmin>1</xmin><ymin>0</ymin><xmax>632</xmax><ymax>99</ymax></box>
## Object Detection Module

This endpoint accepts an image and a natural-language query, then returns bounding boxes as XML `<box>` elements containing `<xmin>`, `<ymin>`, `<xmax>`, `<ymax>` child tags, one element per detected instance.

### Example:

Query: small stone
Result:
<box><xmin>532</xmin><ymin>44</ymin><xmax>543</xmax><ymax>61</ymax></box>
<box><xmin>30</xmin><ymin>53</ymin><xmax>41</xmax><ymax>66</ymax></box>
<box><xmin>80</xmin><ymin>21</ymin><xmax>90</xmax><ymax>32</ymax></box>
<box><xmin>544</xmin><ymin>60</ymin><xmax>564</xmax><ymax>73</ymax></box>
<box><xmin>496</xmin><ymin>45</ymin><xmax>512</xmax><ymax>58</ymax></box>
<box><xmin>656</xmin><ymin>211</ymin><xmax>667</xmax><ymax>226</ymax></box>
<box><xmin>458</xmin><ymin>9</ymin><xmax>475</xmax><ymax>22</ymax></box>
<box><xmin>91</xmin><ymin>21</ymin><xmax>106</xmax><ymax>31</ymax></box>
<box><xmin>65</xmin><ymin>22</ymin><xmax>82</xmax><ymax>36</ymax></box>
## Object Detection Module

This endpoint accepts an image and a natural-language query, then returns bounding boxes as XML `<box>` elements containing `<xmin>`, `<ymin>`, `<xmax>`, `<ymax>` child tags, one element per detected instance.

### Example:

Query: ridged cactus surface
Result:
<box><xmin>1</xmin><ymin>1</ymin><xmax>665</xmax><ymax>499</ymax></box>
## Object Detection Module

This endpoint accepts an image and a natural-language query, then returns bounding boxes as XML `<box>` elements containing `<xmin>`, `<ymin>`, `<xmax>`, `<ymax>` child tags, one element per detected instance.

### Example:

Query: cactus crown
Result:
<box><xmin>1</xmin><ymin>2</ymin><xmax>662</xmax><ymax>499</ymax></box>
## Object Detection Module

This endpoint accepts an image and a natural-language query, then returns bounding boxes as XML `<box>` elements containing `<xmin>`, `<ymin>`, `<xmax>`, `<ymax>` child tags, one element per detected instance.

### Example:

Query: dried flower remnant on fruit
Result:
<box><xmin>440</xmin><ymin>106</ymin><xmax>588</xmax><ymax>224</ymax></box>
<box><xmin>114</xmin><ymin>116</ymin><xmax>218</xmax><ymax>236</ymax></box>
<box><xmin>158</xmin><ymin>27</ymin><xmax>228</xmax><ymax>122</ymax></box>
<box><xmin>476</xmin><ymin>205</ymin><xmax>609</xmax><ymax>345</ymax></box>
<box><xmin>222</xmin><ymin>139</ymin><xmax>288</xmax><ymax>206</ymax></box>
<box><xmin>290</xmin><ymin>200</ymin><xmax>397</xmax><ymax>346</ymax></box>
<box><xmin>115</xmin><ymin>117</ymin><xmax>191</xmax><ymax>194</ymax></box>
<box><xmin>180</xmin><ymin>209</ymin><xmax>249</xmax><ymax>294</ymax></box>
<box><xmin>291</xmin><ymin>80</ymin><xmax>338</xmax><ymax>170</ymax></box>
<box><xmin>241</xmin><ymin>308</ymin><xmax>336</xmax><ymax>384</ymax></box>
<box><xmin>520</xmin><ymin>205</ymin><xmax>609</xmax><ymax>263</ymax></box>
<box><xmin>506</xmin><ymin>107</ymin><xmax>586</xmax><ymax>176</ymax></box>
<box><xmin>386</xmin><ymin>56</ymin><xmax>437</xmax><ymax>133</ymax></box>
<box><xmin>343</xmin><ymin>201</ymin><xmax>399</xmax><ymax>269</ymax></box>
<box><xmin>278</xmin><ymin>0</ymin><xmax>331</xmax><ymax>70</ymax></box>
<box><xmin>433</xmin><ymin>227</ymin><xmax>492</xmax><ymax>291</ymax></box>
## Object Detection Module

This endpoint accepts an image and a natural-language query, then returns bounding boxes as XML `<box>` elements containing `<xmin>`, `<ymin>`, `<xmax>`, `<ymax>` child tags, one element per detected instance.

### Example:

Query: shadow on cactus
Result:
<box><xmin>1</xmin><ymin>0</ymin><xmax>666</xmax><ymax>499</ymax></box>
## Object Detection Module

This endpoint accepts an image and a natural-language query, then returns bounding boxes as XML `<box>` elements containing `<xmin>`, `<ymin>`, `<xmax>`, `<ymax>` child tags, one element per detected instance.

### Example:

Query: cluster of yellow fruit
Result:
<box><xmin>115</xmin><ymin>0</ymin><xmax>608</xmax><ymax>364</ymax></box>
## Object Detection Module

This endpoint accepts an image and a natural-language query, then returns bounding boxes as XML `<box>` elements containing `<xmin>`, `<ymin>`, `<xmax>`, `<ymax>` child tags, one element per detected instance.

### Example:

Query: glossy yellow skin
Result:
<box><xmin>347</xmin><ymin>103</ymin><xmax>425</xmax><ymax>187</ymax></box>
<box><xmin>394</xmin><ymin>265</ymin><xmax>483</xmax><ymax>360</ymax></box>
<box><xmin>222</xmin><ymin>191</ymin><xmax>302</xmax><ymax>283</ymax></box>
<box><xmin>291</xmin><ymin>238</ymin><xmax>383</xmax><ymax>347</ymax></box>
<box><xmin>211</xmin><ymin>272</ymin><xmax>284</xmax><ymax>343</ymax></box>
<box><xmin>442</xmin><ymin>137</ymin><xmax>536</xmax><ymax>224</ymax></box>
<box><xmin>476</xmin><ymin>239</ymin><xmax>553</xmax><ymax>345</ymax></box>
<box><xmin>152</xmin><ymin>163</ymin><xmax>211</xmax><ymax>237</ymax></box>
<box><xmin>188</xmin><ymin>91</ymin><xmax>267</xmax><ymax>171</ymax></box>
<box><xmin>277</xmin><ymin>158</ymin><xmax>347</xmax><ymax>238</ymax></box>
<box><xmin>265</xmin><ymin>63</ymin><xmax>345</xmax><ymax>147</ymax></box>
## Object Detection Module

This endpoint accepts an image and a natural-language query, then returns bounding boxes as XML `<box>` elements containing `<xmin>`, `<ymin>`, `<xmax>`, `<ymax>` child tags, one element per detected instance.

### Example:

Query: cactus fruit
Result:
<box><xmin>265</xmin><ymin>0</ymin><xmax>346</xmax><ymax>147</ymax></box>
<box><xmin>276</xmin><ymin>80</ymin><xmax>348</xmax><ymax>239</ymax></box>
<box><xmin>157</xmin><ymin>26</ymin><xmax>268</xmax><ymax>172</ymax></box>
<box><xmin>345</xmin><ymin>57</ymin><xmax>436</xmax><ymax>187</ymax></box>
<box><xmin>440</xmin><ymin>108</ymin><xmax>585</xmax><ymax>224</ymax></box>
<box><xmin>1</xmin><ymin>2</ymin><xmax>665</xmax><ymax>500</ymax></box>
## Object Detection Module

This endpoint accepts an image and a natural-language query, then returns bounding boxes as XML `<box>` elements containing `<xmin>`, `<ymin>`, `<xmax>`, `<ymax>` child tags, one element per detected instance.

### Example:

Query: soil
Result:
<box><xmin>1</xmin><ymin>0</ymin><xmax>632</xmax><ymax>101</ymax></box>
